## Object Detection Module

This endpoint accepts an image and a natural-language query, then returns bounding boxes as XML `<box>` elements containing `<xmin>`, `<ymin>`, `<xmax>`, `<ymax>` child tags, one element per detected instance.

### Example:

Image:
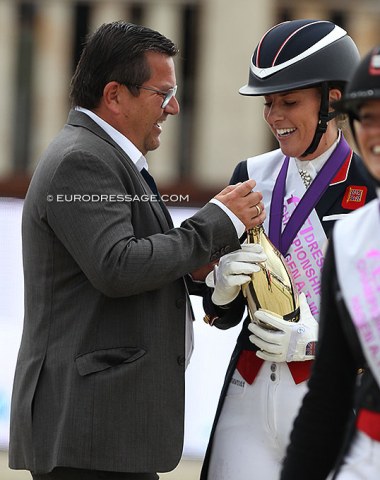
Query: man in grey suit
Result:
<box><xmin>8</xmin><ymin>21</ymin><xmax>265</xmax><ymax>480</ymax></box>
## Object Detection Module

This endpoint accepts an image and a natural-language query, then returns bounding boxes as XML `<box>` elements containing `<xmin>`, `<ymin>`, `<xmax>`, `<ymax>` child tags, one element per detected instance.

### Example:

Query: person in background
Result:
<box><xmin>200</xmin><ymin>19</ymin><xmax>377</xmax><ymax>480</ymax></box>
<box><xmin>8</xmin><ymin>21</ymin><xmax>265</xmax><ymax>480</ymax></box>
<box><xmin>280</xmin><ymin>45</ymin><xmax>380</xmax><ymax>480</ymax></box>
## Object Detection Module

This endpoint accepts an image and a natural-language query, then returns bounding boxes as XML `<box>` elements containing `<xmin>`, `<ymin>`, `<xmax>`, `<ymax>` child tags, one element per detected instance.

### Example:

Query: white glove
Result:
<box><xmin>248</xmin><ymin>292</ymin><xmax>318</xmax><ymax>362</ymax></box>
<box><xmin>205</xmin><ymin>243</ymin><xmax>266</xmax><ymax>306</ymax></box>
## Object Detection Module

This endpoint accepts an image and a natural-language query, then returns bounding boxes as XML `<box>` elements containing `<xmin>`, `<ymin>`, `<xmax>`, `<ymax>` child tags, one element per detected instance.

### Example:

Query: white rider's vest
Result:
<box><xmin>247</xmin><ymin>150</ymin><xmax>327</xmax><ymax>321</ymax></box>
<box><xmin>334</xmin><ymin>199</ymin><xmax>380</xmax><ymax>388</ymax></box>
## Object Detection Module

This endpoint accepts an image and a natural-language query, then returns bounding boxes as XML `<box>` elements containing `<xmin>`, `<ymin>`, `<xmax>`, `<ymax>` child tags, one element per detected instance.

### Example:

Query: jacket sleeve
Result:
<box><xmin>230</xmin><ymin>160</ymin><xmax>249</xmax><ymax>184</ymax></box>
<box><xmin>201</xmin><ymin>160</ymin><xmax>249</xmax><ymax>329</ymax></box>
<box><xmin>203</xmin><ymin>290</ymin><xmax>247</xmax><ymax>330</ymax></box>
<box><xmin>46</xmin><ymin>152</ymin><xmax>241</xmax><ymax>297</ymax></box>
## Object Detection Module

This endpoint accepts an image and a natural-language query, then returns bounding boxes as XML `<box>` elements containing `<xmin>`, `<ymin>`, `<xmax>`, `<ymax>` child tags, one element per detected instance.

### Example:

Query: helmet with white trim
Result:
<box><xmin>239</xmin><ymin>19</ymin><xmax>360</xmax><ymax>156</ymax></box>
<box><xmin>240</xmin><ymin>19</ymin><xmax>359</xmax><ymax>96</ymax></box>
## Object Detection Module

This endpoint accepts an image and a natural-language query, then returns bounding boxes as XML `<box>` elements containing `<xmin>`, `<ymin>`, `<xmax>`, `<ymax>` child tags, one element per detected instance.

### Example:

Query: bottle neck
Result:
<box><xmin>247</xmin><ymin>224</ymin><xmax>264</xmax><ymax>243</ymax></box>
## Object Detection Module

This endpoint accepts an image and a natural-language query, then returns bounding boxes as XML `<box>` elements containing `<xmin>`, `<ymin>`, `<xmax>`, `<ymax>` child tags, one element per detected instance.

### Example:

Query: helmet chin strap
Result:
<box><xmin>301</xmin><ymin>82</ymin><xmax>337</xmax><ymax>157</ymax></box>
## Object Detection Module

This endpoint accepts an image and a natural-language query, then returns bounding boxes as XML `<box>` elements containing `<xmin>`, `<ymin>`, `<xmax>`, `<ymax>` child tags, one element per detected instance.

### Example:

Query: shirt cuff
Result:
<box><xmin>209</xmin><ymin>198</ymin><xmax>245</xmax><ymax>238</ymax></box>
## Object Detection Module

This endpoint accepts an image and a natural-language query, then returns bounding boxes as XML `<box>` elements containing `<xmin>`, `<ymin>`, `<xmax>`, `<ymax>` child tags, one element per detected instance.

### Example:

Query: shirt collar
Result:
<box><xmin>294</xmin><ymin>130</ymin><xmax>341</xmax><ymax>178</ymax></box>
<box><xmin>75</xmin><ymin>107</ymin><xmax>147</xmax><ymax>171</ymax></box>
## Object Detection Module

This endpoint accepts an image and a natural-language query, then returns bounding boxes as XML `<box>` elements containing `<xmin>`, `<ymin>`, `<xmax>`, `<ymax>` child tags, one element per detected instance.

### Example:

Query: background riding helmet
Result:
<box><xmin>240</xmin><ymin>19</ymin><xmax>360</xmax><ymax>156</ymax></box>
<box><xmin>333</xmin><ymin>45</ymin><xmax>380</xmax><ymax>118</ymax></box>
<box><xmin>333</xmin><ymin>45</ymin><xmax>380</xmax><ymax>185</ymax></box>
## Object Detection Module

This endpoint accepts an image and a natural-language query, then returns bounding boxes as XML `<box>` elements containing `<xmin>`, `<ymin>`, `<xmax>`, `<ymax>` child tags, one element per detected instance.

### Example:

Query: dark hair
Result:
<box><xmin>69</xmin><ymin>21</ymin><xmax>178</xmax><ymax>108</ymax></box>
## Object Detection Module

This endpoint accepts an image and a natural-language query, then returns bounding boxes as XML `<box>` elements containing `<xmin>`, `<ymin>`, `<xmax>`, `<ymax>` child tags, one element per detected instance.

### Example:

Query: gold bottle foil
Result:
<box><xmin>242</xmin><ymin>225</ymin><xmax>299</xmax><ymax>330</ymax></box>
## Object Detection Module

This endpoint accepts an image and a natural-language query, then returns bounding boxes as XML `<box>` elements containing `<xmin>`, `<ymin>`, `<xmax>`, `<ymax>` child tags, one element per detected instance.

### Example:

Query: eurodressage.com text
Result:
<box><xmin>46</xmin><ymin>193</ymin><xmax>190</xmax><ymax>203</ymax></box>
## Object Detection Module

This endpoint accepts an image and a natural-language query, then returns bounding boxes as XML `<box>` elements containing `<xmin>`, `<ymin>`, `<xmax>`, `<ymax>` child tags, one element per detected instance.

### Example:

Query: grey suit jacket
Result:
<box><xmin>9</xmin><ymin>110</ymin><xmax>240</xmax><ymax>474</ymax></box>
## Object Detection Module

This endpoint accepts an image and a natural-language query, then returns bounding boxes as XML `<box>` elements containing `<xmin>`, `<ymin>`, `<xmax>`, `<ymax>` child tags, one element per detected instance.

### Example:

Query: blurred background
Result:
<box><xmin>1</xmin><ymin>0</ymin><xmax>380</xmax><ymax>478</ymax></box>
<box><xmin>2</xmin><ymin>0</ymin><xmax>380</xmax><ymax>202</ymax></box>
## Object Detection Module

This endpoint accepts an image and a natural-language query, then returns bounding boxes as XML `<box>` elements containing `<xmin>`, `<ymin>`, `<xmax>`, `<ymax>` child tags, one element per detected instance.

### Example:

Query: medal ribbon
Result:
<box><xmin>269</xmin><ymin>136</ymin><xmax>352</xmax><ymax>255</ymax></box>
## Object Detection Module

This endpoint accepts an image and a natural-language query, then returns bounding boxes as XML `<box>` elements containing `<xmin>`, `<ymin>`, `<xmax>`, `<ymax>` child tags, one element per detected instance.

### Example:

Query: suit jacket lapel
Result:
<box><xmin>67</xmin><ymin>109</ymin><xmax>172</xmax><ymax>232</ymax></box>
<box><xmin>139</xmin><ymin>173</ymin><xmax>174</xmax><ymax>230</ymax></box>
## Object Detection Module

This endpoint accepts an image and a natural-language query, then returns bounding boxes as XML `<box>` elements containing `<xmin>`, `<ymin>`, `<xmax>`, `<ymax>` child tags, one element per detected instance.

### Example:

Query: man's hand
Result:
<box><xmin>214</xmin><ymin>180</ymin><xmax>265</xmax><ymax>230</ymax></box>
<box><xmin>248</xmin><ymin>293</ymin><xmax>318</xmax><ymax>362</ymax></box>
<box><xmin>206</xmin><ymin>244</ymin><xmax>267</xmax><ymax>305</ymax></box>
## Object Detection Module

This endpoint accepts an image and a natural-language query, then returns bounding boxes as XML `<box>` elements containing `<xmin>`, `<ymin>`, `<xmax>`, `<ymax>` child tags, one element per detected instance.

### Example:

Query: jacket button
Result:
<box><xmin>271</xmin><ymin>363</ymin><xmax>277</xmax><ymax>372</ymax></box>
<box><xmin>177</xmin><ymin>356</ymin><xmax>185</xmax><ymax>366</ymax></box>
<box><xmin>270</xmin><ymin>373</ymin><xmax>276</xmax><ymax>381</ymax></box>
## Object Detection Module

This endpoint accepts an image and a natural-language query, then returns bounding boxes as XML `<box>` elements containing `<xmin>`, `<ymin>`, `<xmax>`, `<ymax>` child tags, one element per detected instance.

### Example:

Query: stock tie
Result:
<box><xmin>299</xmin><ymin>169</ymin><xmax>313</xmax><ymax>189</ymax></box>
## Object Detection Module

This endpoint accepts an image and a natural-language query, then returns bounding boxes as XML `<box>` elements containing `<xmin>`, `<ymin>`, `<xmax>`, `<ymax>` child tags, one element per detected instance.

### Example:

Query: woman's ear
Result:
<box><xmin>329</xmin><ymin>88</ymin><xmax>342</xmax><ymax>103</ymax></box>
<box><xmin>328</xmin><ymin>88</ymin><xmax>342</xmax><ymax>113</ymax></box>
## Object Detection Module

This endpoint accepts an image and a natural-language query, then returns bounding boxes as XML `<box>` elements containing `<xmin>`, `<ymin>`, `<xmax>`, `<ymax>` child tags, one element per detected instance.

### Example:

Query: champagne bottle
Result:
<box><xmin>242</xmin><ymin>225</ymin><xmax>299</xmax><ymax>330</ymax></box>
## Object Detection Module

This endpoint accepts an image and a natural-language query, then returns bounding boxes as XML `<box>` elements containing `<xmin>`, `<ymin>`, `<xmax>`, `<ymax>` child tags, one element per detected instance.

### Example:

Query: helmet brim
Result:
<box><xmin>333</xmin><ymin>88</ymin><xmax>380</xmax><ymax>114</ymax></box>
<box><xmin>239</xmin><ymin>80</ymin><xmax>323</xmax><ymax>96</ymax></box>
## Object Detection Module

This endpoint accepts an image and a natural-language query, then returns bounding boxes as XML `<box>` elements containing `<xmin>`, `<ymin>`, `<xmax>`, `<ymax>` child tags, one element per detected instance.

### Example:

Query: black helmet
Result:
<box><xmin>240</xmin><ymin>19</ymin><xmax>359</xmax><ymax>96</ymax></box>
<box><xmin>240</xmin><ymin>19</ymin><xmax>360</xmax><ymax>156</ymax></box>
<box><xmin>333</xmin><ymin>45</ymin><xmax>380</xmax><ymax>187</ymax></box>
<box><xmin>333</xmin><ymin>45</ymin><xmax>380</xmax><ymax>117</ymax></box>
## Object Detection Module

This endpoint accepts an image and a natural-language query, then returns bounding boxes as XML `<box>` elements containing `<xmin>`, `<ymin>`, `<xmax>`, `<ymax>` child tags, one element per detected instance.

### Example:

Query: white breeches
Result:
<box><xmin>334</xmin><ymin>430</ymin><xmax>380</xmax><ymax>480</ymax></box>
<box><xmin>207</xmin><ymin>362</ymin><xmax>308</xmax><ymax>480</ymax></box>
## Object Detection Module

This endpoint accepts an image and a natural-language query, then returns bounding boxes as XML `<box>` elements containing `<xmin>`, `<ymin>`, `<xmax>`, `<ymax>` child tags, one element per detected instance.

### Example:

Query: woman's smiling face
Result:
<box><xmin>263</xmin><ymin>88</ymin><xmax>321</xmax><ymax>159</ymax></box>
<box><xmin>354</xmin><ymin>99</ymin><xmax>380</xmax><ymax>182</ymax></box>
<box><xmin>263</xmin><ymin>87</ymin><xmax>335</xmax><ymax>160</ymax></box>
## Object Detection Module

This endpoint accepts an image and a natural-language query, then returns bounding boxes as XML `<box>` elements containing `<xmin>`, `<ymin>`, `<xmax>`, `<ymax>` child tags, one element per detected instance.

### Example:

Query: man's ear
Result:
<box><xmin>102</xmin><ymin>81</ymin><xmax>123</xmax><ymax>113</ymax></box>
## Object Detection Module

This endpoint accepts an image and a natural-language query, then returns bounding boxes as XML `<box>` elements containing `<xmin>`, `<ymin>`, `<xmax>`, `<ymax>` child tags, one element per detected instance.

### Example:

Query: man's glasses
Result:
<box><xmin>135</xmin><ymin>85</ymin><xmax>177</xmax><ymax>108</ymax></box>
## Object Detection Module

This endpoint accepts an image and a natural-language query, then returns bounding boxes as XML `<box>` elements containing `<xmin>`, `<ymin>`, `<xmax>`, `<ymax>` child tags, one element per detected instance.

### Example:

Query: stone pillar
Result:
<box><xmin>30</xmin><ymin>0</ymin><xmax>74</xmax><ymax>170</ymax></box>
<box><xmin>345</xmin><ymin>10</ymin><xmax>379</xmax><ymax>56</ymax></box>
<box><xmin>89</xmin><ymin>1</ymin><xmax>128</xmax><ymax>32</ymax></box>
<box><xmin>192</xmin><ymin>0</ymin><xmax>276</xmax><ymax>188</ymax></box>
<box><xmin>142</xmin><ymin>3</ymin><xmax>183</xmax><ymax>185</ymax></box>
<box><xmin>0</xmin><ymin>2</ymin><xmax>17</xmax><ymax>176</ymax></box>
<box><xmin>290</xmin><ymin>4</ymin><xmax>327</xmax><ymax>20</ymax></box>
